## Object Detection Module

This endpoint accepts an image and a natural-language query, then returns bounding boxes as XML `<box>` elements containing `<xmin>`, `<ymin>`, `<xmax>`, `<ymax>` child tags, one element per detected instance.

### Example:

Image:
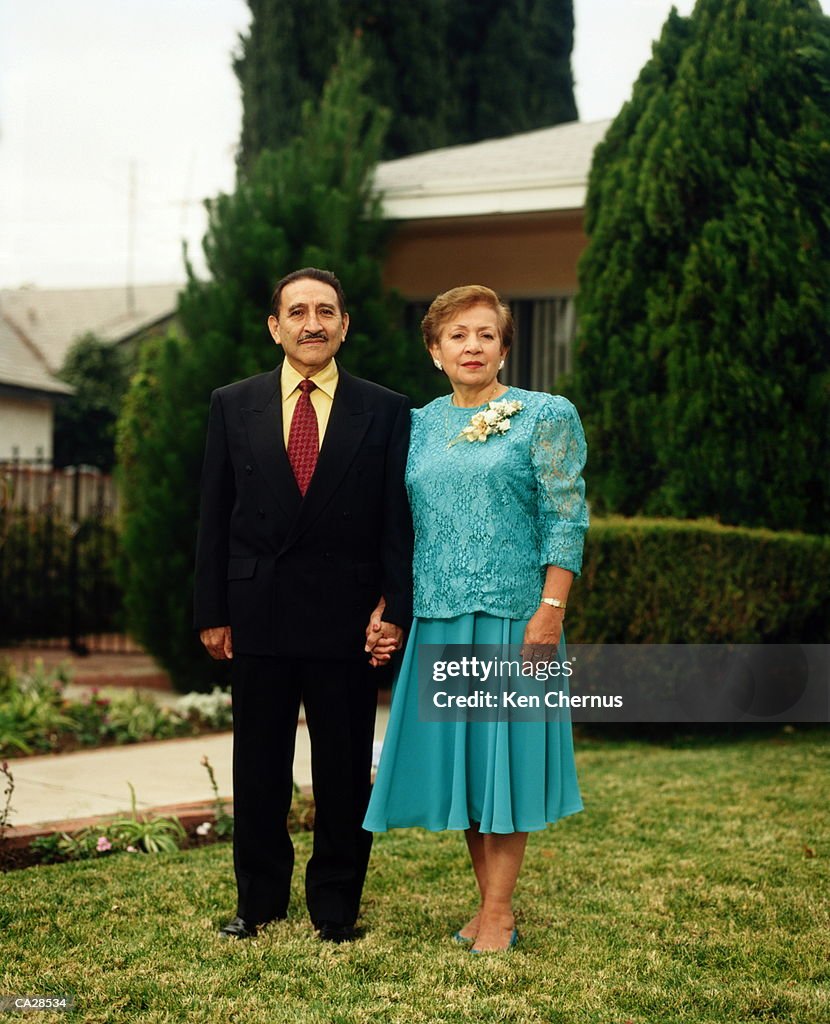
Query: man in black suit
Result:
<box><xmin>194</xmin><ymin>268</ymin><xmax>412</xmax><ymax>942</ymax></box>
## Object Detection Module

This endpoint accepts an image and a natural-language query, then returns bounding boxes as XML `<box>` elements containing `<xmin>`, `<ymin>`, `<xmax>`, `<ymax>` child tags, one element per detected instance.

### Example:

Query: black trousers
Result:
<box><xmin>230</xmin><ymin>654</ymin><xmax>378</xmax><ymax>928</ymax></box>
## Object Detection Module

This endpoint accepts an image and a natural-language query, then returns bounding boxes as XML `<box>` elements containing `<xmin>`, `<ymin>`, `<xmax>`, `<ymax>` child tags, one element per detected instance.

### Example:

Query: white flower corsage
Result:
<box><xmin>448</xmin><ymin>399</ymin><xmax>523</xmax><ymax>448</ymax></box>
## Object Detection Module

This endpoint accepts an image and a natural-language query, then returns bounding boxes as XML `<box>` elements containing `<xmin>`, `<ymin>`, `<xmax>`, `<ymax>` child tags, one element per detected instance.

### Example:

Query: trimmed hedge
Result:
<box><xmin>568</xmin><ymin>516</ymin><xmax>829</xmax><ymax>644</ymax></box>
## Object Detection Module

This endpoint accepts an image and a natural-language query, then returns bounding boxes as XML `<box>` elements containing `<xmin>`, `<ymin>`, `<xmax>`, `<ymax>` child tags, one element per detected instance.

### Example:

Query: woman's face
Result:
<box><xmin>431</xmin><ymin>303</ymin><xmax>504</xmax><ymax>389</ymax></box>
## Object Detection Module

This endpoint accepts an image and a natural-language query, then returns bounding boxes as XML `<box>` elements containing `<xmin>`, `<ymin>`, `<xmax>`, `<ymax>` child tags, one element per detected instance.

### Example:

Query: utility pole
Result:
<box><xmin>127</xmin><ymin>159</ymin><xmax>137</xmax><ymax>316</ymax></box>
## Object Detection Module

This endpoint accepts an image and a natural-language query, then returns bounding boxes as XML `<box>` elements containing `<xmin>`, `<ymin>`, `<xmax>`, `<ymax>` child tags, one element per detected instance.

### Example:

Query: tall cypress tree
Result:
<box><xmin>233</xmin><ymin>0</ymin><xmax>344</xmax><ymax>169</ymax></box>
<box><xmin>571</xmin><ymin>0</ymin><xmax>830</xmax><ymax>534</ymax></box>
<box><xmin>234</xmin><ymin>0</ymin><xmax>577</xmax><ymax>169</ymax></box>
<box><xmin>450</xmin><ymin>0</ymin><xmax>577</xmax><ymax>142</ymax></box>
<box><xmin>118</xmin><ymin>39</ymin><xmax>433</xmax><ymax>690</ymax></box>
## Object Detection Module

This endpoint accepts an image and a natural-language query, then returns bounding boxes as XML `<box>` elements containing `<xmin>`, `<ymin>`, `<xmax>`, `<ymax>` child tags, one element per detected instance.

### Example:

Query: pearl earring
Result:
<box><xmin>498</xmin><ymin>359</ymin><xmax>505</xmax><ymax>370</ymax></box>
<box><xmin>433</xmin><ymin>359</ymin><xmax>443</xmax><ymax>371</ymax></box>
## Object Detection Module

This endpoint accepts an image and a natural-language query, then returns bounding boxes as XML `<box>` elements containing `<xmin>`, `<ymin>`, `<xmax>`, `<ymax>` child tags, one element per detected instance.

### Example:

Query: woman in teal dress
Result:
<box><xmin>363</xmin><ymin>285</ymin><xmax>588</xmax><ymax>952</ymax></box>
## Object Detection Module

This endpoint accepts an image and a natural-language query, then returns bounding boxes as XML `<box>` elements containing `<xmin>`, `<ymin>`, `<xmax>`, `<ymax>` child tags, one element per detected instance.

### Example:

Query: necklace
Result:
<box><xmin>445</xmin><ymin>381</ymin><xmax>508</xmax><ymax>442</ymax></box>
<box><xmin>450</xmin><ymin>380</ymin><xmax>503</xmax><ymax>409</ymax></box>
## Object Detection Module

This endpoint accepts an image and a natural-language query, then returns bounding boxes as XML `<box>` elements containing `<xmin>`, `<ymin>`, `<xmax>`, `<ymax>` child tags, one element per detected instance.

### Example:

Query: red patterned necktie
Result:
<box><xmin>287</xmin><ymin>379</ymin><xmax>319</xmax><ymax>496</ymax></box>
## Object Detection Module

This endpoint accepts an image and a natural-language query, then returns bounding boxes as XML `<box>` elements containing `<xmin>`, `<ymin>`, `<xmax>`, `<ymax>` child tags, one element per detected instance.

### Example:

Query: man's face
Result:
<box><xmin>267</xmin><ymin>278</ymin><xmax>349</xmax><ymax>376</ymax></box>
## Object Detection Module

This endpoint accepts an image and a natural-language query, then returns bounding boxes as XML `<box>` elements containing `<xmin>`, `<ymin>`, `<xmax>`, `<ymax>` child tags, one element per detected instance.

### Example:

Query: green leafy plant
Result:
<box><xmin>200</xmin><ymin>755</ymin><xmax>234</xmax><ymax>839</ymax></box>
<box><xmin>34</xmin><ymin>829</ymin><xmax>105</xmax><ymax>861</ymax></box>
<box><xmin>0</xmin><ymin>660</ymin><xmax>74</xmax><ymax>755</ymax></box>
<box><xmin>106</xmin><ymin>783</ymin><xmax>186</xmax><ymax>854</ymax></box>
<box><xmin>0</xmin><ymin>759</ymin><xmax>14</xmax><ymax>842</ymax></box>
<box><xmin>28</xmin><ymin>831</ymin><xmax>68</xmax><ymax>863</ymax></box>
<box><xmin>65</xmin><ymin>690</ymin><xmax>111</xmax><ymax>746</ymax></box>
<box><xmin>28</xmin><ymin>784</ymin><xmax>187</xmax><ymax>864</ymax></box>
<box><xmin>103</xmin><ymin>690</ymin><xmax>187</xmax><ymax>745</ymax></box>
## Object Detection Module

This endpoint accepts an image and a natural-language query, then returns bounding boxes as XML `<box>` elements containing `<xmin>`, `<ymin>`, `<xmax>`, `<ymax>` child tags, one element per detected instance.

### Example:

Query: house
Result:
<box><xmin>0</xmin><ymin>283</ymin><xmax>179</xmax><ymax>464</ymax></box>
<box><xmin>374</xmin><ymin>119</ymin><xmax>611</xmax><ymax>392</ymax></box>
<box><xmin>0</xmin><ymin>314</ymin><xmax>73</xmax><ymax>462</ymax></box>
<box><xmin>0</xmin><ymin>282</ymin><xmax>180</xmax><ymax>375</ymax></box>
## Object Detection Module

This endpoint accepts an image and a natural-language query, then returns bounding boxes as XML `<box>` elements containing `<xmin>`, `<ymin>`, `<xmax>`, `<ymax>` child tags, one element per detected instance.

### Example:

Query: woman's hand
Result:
<box><xmin>521</xmin><ymin>604</ymin><xmax>564</xmax><ymax>662</ymax></box>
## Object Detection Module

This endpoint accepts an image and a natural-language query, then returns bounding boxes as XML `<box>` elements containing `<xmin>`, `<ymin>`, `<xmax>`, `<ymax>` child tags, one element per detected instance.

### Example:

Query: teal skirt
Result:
<box><xmin>363</xmin><ymin>612</ymin><xmax>583</xmax><ymax>835</ymax></box>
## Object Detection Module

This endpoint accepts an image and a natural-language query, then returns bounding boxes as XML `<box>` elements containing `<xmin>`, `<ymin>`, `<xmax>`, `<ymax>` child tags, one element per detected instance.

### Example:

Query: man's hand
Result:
<box><xmin>200</xmin><ymin>625</ymin><xmax>233</xmax><ymax>660</ymax></box>
<box><xmin>364</xmin><ymin>598</ymin><xmax>403</xmax><ymax>668</ymax></box>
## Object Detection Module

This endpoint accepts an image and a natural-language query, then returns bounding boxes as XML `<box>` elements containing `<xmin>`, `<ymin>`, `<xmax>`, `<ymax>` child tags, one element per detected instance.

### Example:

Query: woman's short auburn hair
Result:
<box><xmin>421</xmin><ymin>285</ymin><xmax>514</xmax><ymax>352</ymax></box>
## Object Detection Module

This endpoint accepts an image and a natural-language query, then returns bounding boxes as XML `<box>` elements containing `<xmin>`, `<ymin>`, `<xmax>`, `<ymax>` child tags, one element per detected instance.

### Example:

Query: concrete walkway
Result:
<box><xmin>4</xmin><ymin>708</ymin><xmax>389</xmax><ymax>834</ymax></box>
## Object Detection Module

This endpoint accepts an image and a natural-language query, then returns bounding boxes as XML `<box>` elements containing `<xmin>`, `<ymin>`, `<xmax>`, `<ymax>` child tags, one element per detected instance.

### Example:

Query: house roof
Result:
<box><xmin>373</xmin><ymin>119</ymin><xmax>611</xmax><ymax>221</ymax></box>
<box><xmin>0</xmin><ymin>314</ymin><xmax>74</xmax><ymax>397</ymax></box>
<box><xmin>0</xmin><ymin>282</ymin><xmax>179</xmax><ymax>374</ymax></box>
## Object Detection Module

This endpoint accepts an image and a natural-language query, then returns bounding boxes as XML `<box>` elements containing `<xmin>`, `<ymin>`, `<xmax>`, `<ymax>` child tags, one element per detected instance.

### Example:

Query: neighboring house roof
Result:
<box><xmin>373</xmin><ymin>119</ymin><xmax>612</xmax><ymax>221</ymax></box>
<box><xmin>0</xmin><ymin>283</ymin><xmax>179</xmax><ymax>374</ymax></box>
<box><xmin>0</xmin><ymin>314</ymin><xmax>73</xmax><ymax>397</ymax></box>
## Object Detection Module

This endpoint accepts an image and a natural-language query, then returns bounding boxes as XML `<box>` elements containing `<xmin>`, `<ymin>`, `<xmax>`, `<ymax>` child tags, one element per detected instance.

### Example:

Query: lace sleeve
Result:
<box><xmin>530</xmin><ymin>396</ymin><xmax>589</xmax><ymax>575</ymax></box>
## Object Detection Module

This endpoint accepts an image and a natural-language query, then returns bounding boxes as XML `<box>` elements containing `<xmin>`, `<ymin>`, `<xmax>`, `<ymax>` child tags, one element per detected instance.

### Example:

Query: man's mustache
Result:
<box><xmin>300</xmin><ymin>332</ymin><xmax>327</xmax><ymax>342</ymax></box>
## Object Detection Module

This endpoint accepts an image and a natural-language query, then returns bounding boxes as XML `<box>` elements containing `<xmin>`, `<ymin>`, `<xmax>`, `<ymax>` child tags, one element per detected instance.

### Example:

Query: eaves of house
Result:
<box><xmin>373</xmin><ymin>119</ymin><xmax>611</xmax><ymax>221</ymax></box>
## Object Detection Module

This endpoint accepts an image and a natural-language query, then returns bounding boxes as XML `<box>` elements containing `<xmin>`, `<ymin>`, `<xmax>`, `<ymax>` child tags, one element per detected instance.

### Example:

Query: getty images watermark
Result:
<box><xmin>417</xmin><ymin>645</ymin><xmax>829</xmax><ymax>723</ymax></box>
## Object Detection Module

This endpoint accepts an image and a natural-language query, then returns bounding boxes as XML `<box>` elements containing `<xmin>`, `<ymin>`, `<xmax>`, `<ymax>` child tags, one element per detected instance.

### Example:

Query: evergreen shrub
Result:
<box><xmin>569</xmin><ymin>517</ymin><xmax>830</xmax><ymax>644</ymax></box>
<box><xmin>572</xmin><ymin>0</ymin><xmax>830</xmax><ymax>532</ymax></box>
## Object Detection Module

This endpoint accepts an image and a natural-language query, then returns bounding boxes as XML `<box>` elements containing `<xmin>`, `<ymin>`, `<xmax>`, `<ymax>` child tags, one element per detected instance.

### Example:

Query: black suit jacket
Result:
<box><xmin>193</xmin><ymin>363</ymin><xmax>413</xmax><ymax>658</ymax></box>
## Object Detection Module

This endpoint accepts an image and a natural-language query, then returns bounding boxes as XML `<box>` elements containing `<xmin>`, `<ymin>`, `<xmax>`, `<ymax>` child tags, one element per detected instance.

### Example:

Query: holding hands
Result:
<box><xmin>199</xmin><ymin>603</ymin><xmax>402</xmax><ymax>667</ymax></box>
<box><xmin>365</xmin><ymin>597</ymin><xmax>403</xmax><ymax>667</ymax></box>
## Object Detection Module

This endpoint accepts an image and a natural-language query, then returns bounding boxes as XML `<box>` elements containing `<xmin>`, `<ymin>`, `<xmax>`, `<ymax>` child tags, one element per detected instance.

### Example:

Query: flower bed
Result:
<box><xmin>0</xmin><ymin>660</ymin><xmax>233</xmax><ymax>758</ymax></box>
<box><xmin>0</xmin><ymin>754</ymin><xmax>315</xmax><ymax>873</ymax></box>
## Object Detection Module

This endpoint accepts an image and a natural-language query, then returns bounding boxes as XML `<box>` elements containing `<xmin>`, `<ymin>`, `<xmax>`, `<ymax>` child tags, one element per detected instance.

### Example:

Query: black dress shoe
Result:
<box><xmin>218</xmin><ymin>916</ymin><xmax>257</xmax><ymax>939</ymax></box>
<box><xmin>317</xmin><ymin>922</ymin><xmax>360</xmax><ymax>944</ymax></box>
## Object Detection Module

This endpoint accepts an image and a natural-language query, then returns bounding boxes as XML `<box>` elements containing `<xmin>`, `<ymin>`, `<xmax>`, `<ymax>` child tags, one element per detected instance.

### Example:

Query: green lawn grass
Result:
<box><xmin>2</xmin><ymin>729</ymin><xmax>828</xmax><ymax>1024</ymax></box>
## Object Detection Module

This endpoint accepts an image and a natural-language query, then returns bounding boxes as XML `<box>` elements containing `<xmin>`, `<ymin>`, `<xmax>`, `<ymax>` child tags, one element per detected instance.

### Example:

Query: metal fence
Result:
<box><xmin>0</xmin><ymin>460</ymin><xmax>132</xmax><ymax>653</ymax></box>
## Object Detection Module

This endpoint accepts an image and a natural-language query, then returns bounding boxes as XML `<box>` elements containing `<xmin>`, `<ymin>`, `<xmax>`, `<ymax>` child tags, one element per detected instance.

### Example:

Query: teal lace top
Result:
<box><xmin>407</xmin><ymin>387</ymin><xmax>589</xmax><ymax>620</ymax></box>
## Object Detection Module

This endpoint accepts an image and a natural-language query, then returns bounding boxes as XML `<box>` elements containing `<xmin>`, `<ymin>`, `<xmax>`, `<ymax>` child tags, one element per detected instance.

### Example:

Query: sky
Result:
<box><xmin>0</xmin><ymin>0</ymin><xmax>821</xmax><ymax>290</ymax></box>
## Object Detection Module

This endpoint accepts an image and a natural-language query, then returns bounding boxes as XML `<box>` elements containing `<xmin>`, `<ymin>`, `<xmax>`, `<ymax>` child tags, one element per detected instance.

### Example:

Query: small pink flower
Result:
<box><xmin>126</xmin><ymin>845</ymin><xmax>138</xmax><ymax>853</ymax></box>
<box><xmin>96</xmin><ymin>836</ymin><xmax>112</xmax><ymax>852</ymax></box>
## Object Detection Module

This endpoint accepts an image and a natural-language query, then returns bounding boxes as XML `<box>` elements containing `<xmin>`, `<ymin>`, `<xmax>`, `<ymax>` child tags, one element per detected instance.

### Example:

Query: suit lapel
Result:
<box><xmin>242</xmin><ymin>367</ymin><xmax>302</xmax><ymax>519</ymax></box>
<box><xmin>280</xmin><ymin>368</ymin><xmax>373</xmax><ymax>552</ymax></box>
